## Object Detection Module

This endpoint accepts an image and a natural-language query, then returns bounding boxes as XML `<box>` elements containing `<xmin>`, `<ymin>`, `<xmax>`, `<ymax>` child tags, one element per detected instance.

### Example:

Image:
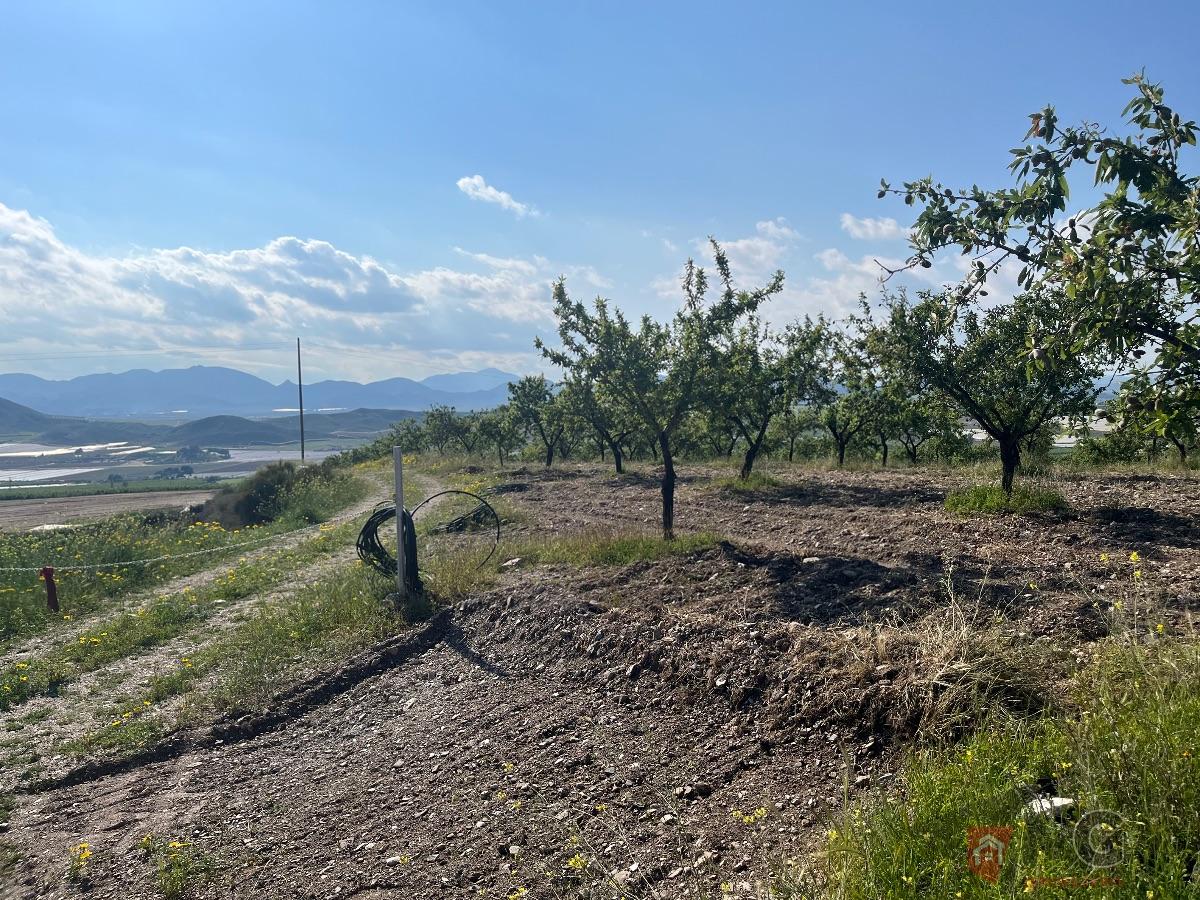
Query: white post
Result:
<box><xmin>393</xmin><ymin>446</ymin><xmax>407</xmax><ymax>600</ymax></box>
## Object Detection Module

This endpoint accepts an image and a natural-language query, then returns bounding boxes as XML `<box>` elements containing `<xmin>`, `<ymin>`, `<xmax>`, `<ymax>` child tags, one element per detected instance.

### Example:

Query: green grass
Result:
<box><xmin>140</xmin><ymin>834</ymin><xmax>213</xmax><ymax>900</ymax></box>
<box><xmin>944</xmin><ymin>484</ymin><xmax>1069</xmax><ymax>515</ymax></box>
<box><xmin>421</xmin><ymin>529</ymin><xmax>722</xmax><ymax>601</ymax></box>
<box><xmin>0</xmin><ymin>468</ymin><xmax>367</xmax><ymax>645</ymax></box>
<box><xmin>818</xmin><ymin>637</ymin><xmax>1200</xmax><ymax>899</ymax></box>
<box><xmin>71</xmin><ymin>562</ymin><xmax>401</xmax><ymax>754</ymax></box>
<box><xmin>0</xmin><ymin>519</ymin><xmax>358</xmax><ymax>712</ymax></box>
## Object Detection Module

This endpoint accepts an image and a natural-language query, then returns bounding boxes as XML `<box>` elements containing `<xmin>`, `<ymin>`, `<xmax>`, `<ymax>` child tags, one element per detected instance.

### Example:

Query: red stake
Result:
<box><xmin>40</xmin><ymin>566</ymin><xmax>58</xmax><ymax>613</ymax></box>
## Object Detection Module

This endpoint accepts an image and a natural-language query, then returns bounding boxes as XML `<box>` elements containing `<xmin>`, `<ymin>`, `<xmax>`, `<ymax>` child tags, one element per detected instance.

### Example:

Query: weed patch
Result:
<box><xmin>945</xmin><ymin>483</ymin><xmax>1068</xmax><ymax>515</ymax></box>
<box><xmin>822</xmin><ymin>637</ymin><xmax>1200</xmax><ymax>899</ymax></box>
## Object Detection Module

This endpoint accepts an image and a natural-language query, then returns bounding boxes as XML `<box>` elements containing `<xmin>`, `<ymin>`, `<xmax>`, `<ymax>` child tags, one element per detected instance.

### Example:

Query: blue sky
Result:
<box><xmin>2</xmin><ymin>1</ymin><xmax>1199</xmax><ymax>383</ymax></box>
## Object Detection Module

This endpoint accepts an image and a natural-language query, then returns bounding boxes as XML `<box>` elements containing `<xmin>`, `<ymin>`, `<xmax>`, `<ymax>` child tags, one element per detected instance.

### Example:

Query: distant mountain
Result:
<box><xmin>0</xmin><ymin>366</ymin><xmax>517</xmax><ymax>419</ymax></box>
<box><xmin>420</xmin><ymin>367</ymin><xmax>517</xmax><ymax>393</ymax></box>
<box><xmin>0</xmin><ymin>396</ymin><xmax>55</xmax><ymax>435</ymax></box>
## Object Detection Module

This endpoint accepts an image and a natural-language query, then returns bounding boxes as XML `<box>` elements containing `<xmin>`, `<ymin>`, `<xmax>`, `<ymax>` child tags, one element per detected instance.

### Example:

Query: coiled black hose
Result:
<box><xmin>356</xmin><ymin>490</ymin><xmax>500</xmax><ymax>589</ymax></box>
<box><xmin>356</xmin><ymin>502</ymin><xmax>423</xmax><ymax>595</ymax></box>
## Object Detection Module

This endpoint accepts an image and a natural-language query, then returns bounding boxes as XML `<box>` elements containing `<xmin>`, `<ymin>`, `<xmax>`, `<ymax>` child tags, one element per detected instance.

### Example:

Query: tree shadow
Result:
<box><xmin>718</xmin><ymin>542</ymin><xmax>1023</xmax><ymax>628</ymax></box>
<box><xmin>742</xmin><ymin>479</ymin><xmax>946</xmax><ymax>510</ymax></box>
<box><xmin>1082</xmin><ymin>507</ymin><xmax>1200</xmax><ymax>552</ymax></box>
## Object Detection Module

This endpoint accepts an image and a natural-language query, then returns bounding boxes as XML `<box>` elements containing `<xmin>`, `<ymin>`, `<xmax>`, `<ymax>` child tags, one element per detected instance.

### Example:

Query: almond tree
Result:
<box><xmin>713</xmin><ymin>315</ymin><xmax>826</xmax><ymax>479</ymax></box>
<box><xmin>558</xmin><ymin>376</ymin><xmax>636</xmax><ymax>473</ymax></box>
<box><xmin>884</xmin><ymin>74</ymin><xmax>1200</xmax><ymax>437</ymax></box>
<box><xmin>874</xmin><ymin>289</ymin><xmax>1103</xmax><ymax>493</ymax></box>
<box><xmin>538</xmin><ymin>242</ymin><xmax>782</xmax><ymax>538</ymax></box>
<box><xmin>508</xmin><ymin>375</ymin><xmax>564</xmax><ymax>467</ymax></box>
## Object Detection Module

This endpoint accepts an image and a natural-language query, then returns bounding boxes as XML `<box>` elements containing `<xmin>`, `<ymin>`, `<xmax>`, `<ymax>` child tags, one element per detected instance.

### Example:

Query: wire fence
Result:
<box><xmin>0</xmin><ymin>502</ymin><xmax>369</xmax><ymax>575</ymax></box>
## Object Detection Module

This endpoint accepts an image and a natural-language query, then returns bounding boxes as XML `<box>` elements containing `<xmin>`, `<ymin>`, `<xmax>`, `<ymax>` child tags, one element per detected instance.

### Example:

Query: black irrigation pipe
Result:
<box><xmin>356</xmin><ymin>490</ymin><xmax>501</xmax><ymax>588</ymax></box>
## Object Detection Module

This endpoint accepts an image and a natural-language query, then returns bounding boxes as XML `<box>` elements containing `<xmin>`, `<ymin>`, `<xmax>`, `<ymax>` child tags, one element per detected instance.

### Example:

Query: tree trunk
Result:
<box><xmin>544</xmin><ymin>442</ymin><xmax>555</xmax><ymax>467</ymax></box>
<box><xmin>497</xmin><ymin>446</ymin><xmax>504</xmax><ymax>468</ymax></box>
<box><xmin>740</xmin><ymin>424</ymin><xmax>768</xmax><ymax>480</ymax></box>
<box><xmin>608</xmin><ymin>441</ymin><xmax>624</xmax><ymax>474</ymax></box>
<box><xmin>659</xmin><ymin>432</ymin><xmax>676</xmax><ymax>540</ymax></box>
<box><xmin>999</xmin><ymin>438</ymin><xmax>1020</xmax><ymax>495</ymax></box>
<box><xmin>905</xmin><ymin>443</ymin><xmax>918</xmax><ymax>464</ymax></box>
<box><xmin>836</xmin><ymin>439</ymin><xmax>847</xmax><ymax>467</ymax></box>
<box><xmin>1171</xmin><ymin>437</ymin><xmax>1188</xmax><ymax>463</ymax></box>
<box><xmin>879</xmin><ymin>433</ymin><xmax>889</xmax><ymax>467</ymax></box>
<box><xmin>788</xmin><ymin>436</ymin><xmax>796</xmax><ymax>462</ymax></box>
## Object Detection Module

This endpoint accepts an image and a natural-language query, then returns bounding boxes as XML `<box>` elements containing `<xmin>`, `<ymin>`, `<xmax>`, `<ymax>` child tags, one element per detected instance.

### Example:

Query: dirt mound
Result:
<box><xmin>457</xmin><ymin>544</ymin><xmax>1062</xmax><ymax>747</ymax></box>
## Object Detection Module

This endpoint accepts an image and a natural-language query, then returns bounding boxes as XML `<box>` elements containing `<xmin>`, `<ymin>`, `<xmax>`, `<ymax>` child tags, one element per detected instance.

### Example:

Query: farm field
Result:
<box><xmin>0</xmin><ymin>490</ymin><xmax>219</xmax><ymax>532</ymax></box>
<box><xmin>1</xmin><ymin>459</ymin><xmax>1195</xmax><ymax>899</ymax></box>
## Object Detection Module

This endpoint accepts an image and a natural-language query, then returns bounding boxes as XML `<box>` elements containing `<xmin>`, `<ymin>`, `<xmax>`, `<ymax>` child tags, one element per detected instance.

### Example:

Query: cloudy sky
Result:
<box><xmin>3</xmin><ymin>1</ymin><xmax>1198</xmax><ymax>383</ymax></box>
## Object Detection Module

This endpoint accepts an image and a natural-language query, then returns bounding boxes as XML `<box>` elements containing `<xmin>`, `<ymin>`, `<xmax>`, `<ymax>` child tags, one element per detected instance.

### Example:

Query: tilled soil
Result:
<box><xmin>3</xmin><ymin>463</ymin><xmax>1198</xmax><ymax>899</ymax></box>
<box><xmin>501</xmin><ymin>464</ymin><xmax>1200</xmax><ymax>636</ymax></box>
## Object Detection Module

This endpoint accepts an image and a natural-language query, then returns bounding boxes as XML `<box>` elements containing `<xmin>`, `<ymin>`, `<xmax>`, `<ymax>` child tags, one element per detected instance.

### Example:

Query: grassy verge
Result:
<box><xmin>70</xmin><ymin>562</ymin><xmax>400</xmax><ymax>754</ymax></box>
<box><xmin>0</xmin><ymin>467</ymin><xmax>367</xmax><ymax>646</ymax></box>
<box><xmin>0</xmin><ymin>519</ymin><xmax>358</xmax><ymax>712</ymax></box>
<box><xmin>811</xmin><ymin>635</ymin><xmax>1200</xmax><ymax>899</ymax></box>
<box><xmin>69</xmin><ymin>527</ymin><xmax>720</xmax><ymax>756</ymax></box>
<box><xmin>945</xmin><ymin>484</ymin><xmax>1069</xmax><ymax>515</ymax></box>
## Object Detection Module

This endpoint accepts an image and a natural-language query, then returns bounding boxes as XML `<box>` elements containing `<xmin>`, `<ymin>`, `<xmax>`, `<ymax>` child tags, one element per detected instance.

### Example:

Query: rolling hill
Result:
<box><xmin>0</xmin><ymin>396</ymin><xmax>56</xmax><ymax>435</ymax></box>
<box><xmin>0</xmin><ymin>394</ymin><xmax>420</xmax><ymax>449</ymax></box>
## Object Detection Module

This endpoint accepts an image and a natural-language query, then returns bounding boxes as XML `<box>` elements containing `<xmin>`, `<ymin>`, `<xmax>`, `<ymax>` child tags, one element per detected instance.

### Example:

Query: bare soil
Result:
<box><xmin>3</xmin><ymin>463</ymin><xmax>1198</xmax><ymax>900</ymax></box>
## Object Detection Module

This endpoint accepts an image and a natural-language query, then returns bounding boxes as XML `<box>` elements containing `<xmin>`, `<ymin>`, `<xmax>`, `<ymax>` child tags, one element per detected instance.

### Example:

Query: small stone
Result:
<box><xmin>1024</xmin><ymin>796</ymin><xmax>1075</xmax><ymax>818</ymax></box>
<box><xmin>384</xmin><ymin>856</ymin><xmax>405</xmax><ymax>866</ymax></box>
<box><xmin>802</xmin><ymin>556</ymin><xmax>821</xmax><ymax>564</ymax></box>
<box><xmin>501</xmin><ymin>558</ymin><xmax>522</xmax><ymax>569</ymax></box>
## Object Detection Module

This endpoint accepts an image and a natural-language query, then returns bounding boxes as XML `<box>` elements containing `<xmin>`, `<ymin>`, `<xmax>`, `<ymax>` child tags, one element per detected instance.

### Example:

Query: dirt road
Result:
<box><xmin>0</xmin><ymin>491</ymin><xmax>217</xmax><ymax>531</ymax></box>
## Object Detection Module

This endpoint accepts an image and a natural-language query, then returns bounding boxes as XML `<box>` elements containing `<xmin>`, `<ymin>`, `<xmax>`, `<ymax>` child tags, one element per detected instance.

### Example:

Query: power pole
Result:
<box><xmin>296</xmin><ymin>337</ymin><xmax>306</xmax><ymax>462</ymax></box>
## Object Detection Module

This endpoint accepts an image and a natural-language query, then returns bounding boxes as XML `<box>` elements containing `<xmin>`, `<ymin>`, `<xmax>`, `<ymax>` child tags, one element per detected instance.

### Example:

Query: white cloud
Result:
<box><xmin>839</xmin><ymin>213</ymin><xmax>907</xmax><ymax>241</ymax></box>
<box><xmin>0</xmin><ymin>202</ymin><xmax>594</xmax><ymax>381</ymax></box>
<box><xmin>455</xmin><ymin>174</ymin><xmax>537</xmax><ymax>217</ymax></box>
<box><xmin>693</xmin><ymin>217</ymin><xmax>802</xmax><ymax>284</ymax></box>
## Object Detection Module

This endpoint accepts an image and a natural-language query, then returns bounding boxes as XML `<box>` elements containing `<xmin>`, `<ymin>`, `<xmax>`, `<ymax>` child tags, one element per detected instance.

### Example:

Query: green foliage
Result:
<box><xmin>872</xmin><ymin>289</ymin><xmax>1102</xmax><ymax>492</ymax></box>
<box><xmin>709</xmin><ymin>316</ymin><xmax>815</xmax><ymax>478</ymax></box>
<box><xmin>198</xmin><ymin>460</ymin><xmax>363</xmax><ymax>529</ymax></box>
<box><xmin>826</xmin><ymin>639</ymin><xmax>1200</xmax><ymax>899</ymax></box>
<box><xmin>508</xmin><ymin>375</ymin><xmax>565</xmax><ymax>466</ymax></box>
<box><xmin>140</xmin><ymin>834</ymin><xmax>213</xmax><ymax>900</ymax></box>
<box><xmin>888</xmin><ymin>74</ymin><xmax>1200</xmax><ymax>432</ymax></box>
<box><xmin>944</xmin><ymin>484</ymin><xmax>1068</xmax><ymax>515</ymax></box>
<box><xmin>0</xmin><ymin>519</ymin><xmax>357</xmax><ymax>711</ymax></box>
<box><xmin>539</xmin><ymin>241</ymin><xmax>783</xmax><ymax>536</ymax></box>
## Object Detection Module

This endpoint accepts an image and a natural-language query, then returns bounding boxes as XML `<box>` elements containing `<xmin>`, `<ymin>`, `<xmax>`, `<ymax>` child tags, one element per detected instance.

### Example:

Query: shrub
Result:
<box><xmin>945</xmin><ymin>484</ymin><xmax>1068</xmax><ymax>515</ymax></box>
<box><xmin>198</xmin><ymin>461</ymin><xmax>364</xmax><ymax>529</ymax></box>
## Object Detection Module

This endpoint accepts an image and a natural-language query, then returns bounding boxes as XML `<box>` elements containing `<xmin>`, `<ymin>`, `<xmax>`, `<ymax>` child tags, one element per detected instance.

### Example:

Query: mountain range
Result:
<box><xmin>0</xmin><ymin>366</ymin><xmax>519</xmax><ymax>419</ymax></box>
<box><xmin>0</xmin><ymin>394</ymin><xmax>421</xmax><ymax>447</ymax></box>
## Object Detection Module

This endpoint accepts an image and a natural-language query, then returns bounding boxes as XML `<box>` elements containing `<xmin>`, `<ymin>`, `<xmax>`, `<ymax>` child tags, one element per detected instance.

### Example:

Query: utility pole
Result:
<box><xmin>393</xmin><ymin>446</ymin><xmax>408</xmax><ymax>601</ymax></box>
<box><xmin>296</xmin><ymin>337</ymin><xmax>306</xmax><ymax>462</ymax></box>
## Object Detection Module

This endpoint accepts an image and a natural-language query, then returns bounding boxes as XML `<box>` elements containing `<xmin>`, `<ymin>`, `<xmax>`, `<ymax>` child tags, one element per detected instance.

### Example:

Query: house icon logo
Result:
<box><xmin>967</xmin><ymin>827</ymin><xmax>1013</xmax><ymax>883</ymax></box>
